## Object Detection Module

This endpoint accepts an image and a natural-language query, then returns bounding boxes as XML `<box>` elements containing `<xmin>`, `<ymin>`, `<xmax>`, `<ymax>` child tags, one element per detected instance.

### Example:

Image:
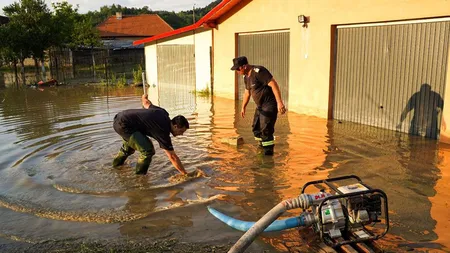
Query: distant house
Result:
<box><xmin>0</xmin><ymin>15</ymin><xmax>9</xmax><ymax>25</ymax></box>
<box><xmin>96</xmin><ymin>13</ymin><xmax>174</xmax><ymax>49</ymax></box>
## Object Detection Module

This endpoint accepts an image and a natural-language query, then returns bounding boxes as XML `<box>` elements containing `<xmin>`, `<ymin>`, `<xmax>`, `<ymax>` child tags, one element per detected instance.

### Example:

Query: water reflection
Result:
<box><xmin>432</xmin><ymin>145</ymin><xmax>450</xmax><ymax>249</ymax></box>
<box><xmin>0</xmin><ymin>72</ymin><xmax>5</xmax><ymax>88</ymax></box>
<box><xmin>0</xmin><ymin>85</ymin><xmax>448</xmax><ymax>252</ymax></box>
<box><xmin>0</xmin><ymin>71</ymin><xmax>53</xmax><ymax>87</ymax></box>
<box><xmin>324</xmin><ymin>121</ymin><xmax>445</xmax><ymax>250</ymax></box>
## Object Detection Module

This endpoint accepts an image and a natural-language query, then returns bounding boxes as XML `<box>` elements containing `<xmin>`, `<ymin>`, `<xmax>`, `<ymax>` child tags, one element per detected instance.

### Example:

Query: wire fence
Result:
<box><xmin>50</xmin><ymin>48</ymin><xmax>145</xmax><ymax>85</ymax></box>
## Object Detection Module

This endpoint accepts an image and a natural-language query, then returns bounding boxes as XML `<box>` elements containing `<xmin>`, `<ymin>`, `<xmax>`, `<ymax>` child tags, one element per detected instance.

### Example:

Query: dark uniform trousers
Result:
<box><xmin>252</xmin><ymin>107</ymin><xmax>277</xmax><ymax>155</ymax></box>
<box><xmin>113</xmin><ymin>120</ymin><xmax>156</xmax><ymax>175</ymax></box>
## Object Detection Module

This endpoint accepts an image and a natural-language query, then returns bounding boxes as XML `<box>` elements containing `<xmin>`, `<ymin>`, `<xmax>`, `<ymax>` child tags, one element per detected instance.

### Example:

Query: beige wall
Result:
<box><xmin>144</xmin><ymin>45</ymin><xmax>159</xmax><ymax>105</ymax></box>
<box><xmin>143</xmin><ymin>28</ymin><xmax>212</xmax><ymax>101</ymax></box>
<box><xmin>213</xmin><ymin>0</ymin><xmax>450</xmax><ymax>141</ymax></box>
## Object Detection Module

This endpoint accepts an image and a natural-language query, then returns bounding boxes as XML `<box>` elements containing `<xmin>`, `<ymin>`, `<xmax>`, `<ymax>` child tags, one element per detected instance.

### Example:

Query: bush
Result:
<box><xmin>110</xmin><ymin>72</ymin><xmax>117</xmax><ymax>85</ymax></box>
<box><xmin>132</xmin><ymin>64</ymin><xmax>143</xmax><ymax>84</ymax></box>
<box><xmin>117</xmin><ymin>74</ymin><xmax>127</xmax><ymax>88</ymax></box>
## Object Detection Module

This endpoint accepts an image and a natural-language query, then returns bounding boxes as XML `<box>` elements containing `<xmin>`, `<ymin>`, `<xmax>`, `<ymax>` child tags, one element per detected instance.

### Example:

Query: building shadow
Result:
<box><xmin>397</xmin><ymin>83</ymin><xmax>444</xmax><ymax>139</ymax></box>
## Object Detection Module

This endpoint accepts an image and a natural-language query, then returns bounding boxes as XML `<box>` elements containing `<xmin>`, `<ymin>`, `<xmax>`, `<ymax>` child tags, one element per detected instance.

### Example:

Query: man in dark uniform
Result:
<box><xmin>231</xmin><ymin>56</ymin><xmax>286</xmax><ymax>155</ymax></box>
<box><xmin>112</xmin><ymin>94</ymin><xmax>189</xmax><ymax>175</ymax></box>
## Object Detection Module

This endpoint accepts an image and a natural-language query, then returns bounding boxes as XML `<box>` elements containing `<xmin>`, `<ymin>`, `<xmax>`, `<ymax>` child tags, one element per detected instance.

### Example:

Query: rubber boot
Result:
<box><xmin>135</xmin><ymin>156</ymin><xmax>151</xmax><ymax>175</ymax></box>
<box><xmin>112</xmin><ymin>144</ymin><xmax>135</xmax><ymax>167</ymax></box>
<box><xmin>263</xmin><ymin>145</ymin><xmax>274</xmax><ymax>156</ymax></box>
<box><xmin>113</xmin><ymin>150</ymin><xmax>129</xmax><ymax>167</ymax></box>
<box><xmin>128</xmin><ymin>132</ymin><xmax>155</xmax><ymax>175</ymax></box>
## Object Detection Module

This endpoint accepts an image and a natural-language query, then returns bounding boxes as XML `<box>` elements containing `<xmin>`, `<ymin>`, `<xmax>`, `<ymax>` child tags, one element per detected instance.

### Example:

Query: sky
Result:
<box><xmin>0</xmin><ymin>0</ymin><xmax>216</xmax><ymax>15</ymax></box>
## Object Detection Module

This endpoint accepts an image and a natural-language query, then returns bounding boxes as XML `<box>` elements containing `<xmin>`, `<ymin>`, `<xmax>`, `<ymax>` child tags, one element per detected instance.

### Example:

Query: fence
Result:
<box><xmin>49</xmin><ymin>47</ymin><xmax>145</xmax><ymax>85</ymax></box>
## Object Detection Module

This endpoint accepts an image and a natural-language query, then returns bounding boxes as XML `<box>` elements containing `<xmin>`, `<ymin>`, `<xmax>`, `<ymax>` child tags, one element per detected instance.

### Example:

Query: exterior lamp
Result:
<box><xmin>298</xmin><ymin>15</ymin><xmax>310</xmax><ymax>27</ymax></box>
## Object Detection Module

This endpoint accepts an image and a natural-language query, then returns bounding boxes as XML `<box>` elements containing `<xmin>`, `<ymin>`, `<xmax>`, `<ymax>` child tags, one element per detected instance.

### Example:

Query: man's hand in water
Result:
<box><xmin>169</xmin><ymin>169</ymin><xmax>205</xmax><ymax>183</ymax></box>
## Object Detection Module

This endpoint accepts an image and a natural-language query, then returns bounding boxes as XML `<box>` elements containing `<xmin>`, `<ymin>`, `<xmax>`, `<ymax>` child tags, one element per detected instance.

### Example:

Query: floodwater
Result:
<box><xmin>0</xmin><ymin>85</ymin><xmax>449</xmax><ymax>252</ymax></box>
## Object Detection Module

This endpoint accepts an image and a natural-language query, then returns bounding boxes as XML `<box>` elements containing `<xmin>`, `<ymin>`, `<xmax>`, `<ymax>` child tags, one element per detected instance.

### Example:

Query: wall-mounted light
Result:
<box><xmin>298</xmin><ymin>15</ymin><xmax>310</xmax><ymax>28</ymax></box>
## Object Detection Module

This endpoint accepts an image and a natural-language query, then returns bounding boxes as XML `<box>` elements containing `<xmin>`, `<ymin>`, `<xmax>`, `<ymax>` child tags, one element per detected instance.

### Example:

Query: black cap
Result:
<box><xmin>230</xmin><ymin>56</ymin><xmax>248</xmax><ymax>70</ymax></box>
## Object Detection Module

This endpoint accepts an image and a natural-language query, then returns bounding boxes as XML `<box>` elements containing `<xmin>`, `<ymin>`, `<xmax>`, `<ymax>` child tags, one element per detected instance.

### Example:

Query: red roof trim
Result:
<box><xmin>133</xmin><ymin>0</ymin><xmax>238</xmax><ymax>46</ymax></box>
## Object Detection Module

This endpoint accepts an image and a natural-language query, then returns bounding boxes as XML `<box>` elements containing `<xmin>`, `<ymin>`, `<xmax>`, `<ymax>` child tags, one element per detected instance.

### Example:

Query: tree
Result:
<box><xmin>0</xmin><ymin>23</ymin><xmax>21</xmax><ymax>86</ymax></box>
<box><xmin>51</xmin><ymin>2</ymin><xmax>80</xmax><ymax>48</ymax></box>
<box><xmin>3</xmin><ymin>0</ymin><xmax>52</xmax><ymax>84</ymax></box>
<box><xmin>72</xmin><ymin>16</ymin><xmax>101</xmax><ymax>77</ymax></box>
<box><xmin>71</xmin><ymin>16</ymin><xmax>101</xmax><ymax>49</ymax></box>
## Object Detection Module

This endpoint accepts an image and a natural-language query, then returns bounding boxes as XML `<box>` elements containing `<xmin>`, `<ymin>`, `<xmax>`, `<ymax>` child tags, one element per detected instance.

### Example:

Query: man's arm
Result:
<box><xmin>268</xmin><ymin>78</ymin><xmax>286</xmax><ymax>114</ymax></box>
<box><xmin>141</xmin><ymin>94</ymin><xmax>152</xmax><ymax>109</ymax></box>
<box><xmin>241</xmin><ymin>89</ymin><xmax>251</xmax><ymax>118</ymax></box>
<box><xmin>164</xmin><ymin>149</ymin><xmax>187</xmax><ymax>175</ymax></box>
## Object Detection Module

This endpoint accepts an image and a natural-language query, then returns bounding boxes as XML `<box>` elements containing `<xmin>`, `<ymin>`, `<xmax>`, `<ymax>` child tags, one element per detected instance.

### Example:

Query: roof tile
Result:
<box><xmin>97</xmin><ymin>14</ymin><xmax>174</xmax><ymax>38</ymax></box>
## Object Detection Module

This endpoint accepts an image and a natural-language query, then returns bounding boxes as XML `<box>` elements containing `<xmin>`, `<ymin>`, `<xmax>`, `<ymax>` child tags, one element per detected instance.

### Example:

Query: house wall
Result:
<box><xmin>144</xmin><ymin>45</ymin><xmax>159</xmax><ymax>104</ymax></box>
<box><xmin>212</xmin><ymin>0</ymin><xmax>450</xmax><ymax>142</ymax></box>
<box><xmin>143</xmin><ymin>28</ymin><xmax>212</xmax><ymax>101</ymax></box>
<box><xmin>194</xmin><ymin>30</ymin><xmax>213</xmax><ymax>92</ymax></box>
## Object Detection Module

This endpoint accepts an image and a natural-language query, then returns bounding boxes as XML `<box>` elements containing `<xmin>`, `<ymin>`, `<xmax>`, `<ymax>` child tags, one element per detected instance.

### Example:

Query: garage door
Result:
<box><xmin>237</xmin><ymin>30</ymin><xmax>290</xmax><ymax>106</ymax></box>
<box><xmin>157</xmin><ymin>44</ymin><xmax>196</xmax><ymax>114</ymax></box>
<box><xmin>333</xmin><ymin>19</ymin><xmax>450</xmax><ymax>139</ymax></box>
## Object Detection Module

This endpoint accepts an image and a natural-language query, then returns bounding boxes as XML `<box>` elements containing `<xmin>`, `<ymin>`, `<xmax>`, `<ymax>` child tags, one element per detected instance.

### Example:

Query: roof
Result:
<box><xmin>102</xmin><ymin>40</ymin><xmax>144</xmax><ymax>49</ymax></box>
<box><xmin>133</xmin><ymin>0</ymin><xmax>242</xmax><ymax>45</ymax></box>
<box><xmin>97</xmin><ymin>14</ymin><xmax>174</xmax><ymax>38</ymax></box>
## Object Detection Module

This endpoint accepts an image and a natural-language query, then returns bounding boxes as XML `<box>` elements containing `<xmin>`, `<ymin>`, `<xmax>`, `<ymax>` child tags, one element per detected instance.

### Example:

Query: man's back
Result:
<box><xmin>114</xmin><ymin>105</ymin><xmax>173</xmax><ymax>150</ymax></box>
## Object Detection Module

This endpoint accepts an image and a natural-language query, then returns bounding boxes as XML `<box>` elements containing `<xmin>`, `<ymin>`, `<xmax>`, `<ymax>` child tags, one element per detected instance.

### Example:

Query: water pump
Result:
<box><xmin>208</xmin><ymin>175</ymin><xmax>389</xmax><ymax>253</ymax></box>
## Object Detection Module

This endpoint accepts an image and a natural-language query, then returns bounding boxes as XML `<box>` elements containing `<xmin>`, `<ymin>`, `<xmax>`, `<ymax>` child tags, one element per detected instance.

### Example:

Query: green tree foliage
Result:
<box><xmin>0</xmin><ymin>21</ymin><xmax>19</xmax><ymax>63</ymax></box>
<box><xmin>51</xmin><ymin>2</ymin><xmax>80</xmax><ymax>48</ymax></box>
<box><xmin>72</xmin><ymin>16</ymin><xmax>101</xmax><ymax>48</ymax></box>
<box><xmin>3</xmin><ymin>0</ymin><xmax>52</xmax><ymax>60</ymax></box>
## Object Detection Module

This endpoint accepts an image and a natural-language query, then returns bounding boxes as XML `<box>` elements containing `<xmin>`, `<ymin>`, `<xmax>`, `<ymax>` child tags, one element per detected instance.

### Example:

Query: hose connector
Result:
<box><xmin>284</xmin><ymin>192</ymin><xmax>331</xmax><ymax>210</ymax></box>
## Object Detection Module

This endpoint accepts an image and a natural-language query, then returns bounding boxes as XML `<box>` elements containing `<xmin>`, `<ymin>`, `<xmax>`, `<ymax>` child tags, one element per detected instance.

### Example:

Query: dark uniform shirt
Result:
<box><xmin>113</xmin><ymin>105</ymin><xmax>173</xmax><ymax>150</ymax></box>
<box><xmin>244</xmin><ymin>65</ymin><xmax>277</xmax><ymax>111</ymax></box>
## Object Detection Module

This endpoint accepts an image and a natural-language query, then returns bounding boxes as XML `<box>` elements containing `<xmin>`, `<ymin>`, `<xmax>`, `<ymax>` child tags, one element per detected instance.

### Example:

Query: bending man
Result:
<box><xmin>112</xmin><ymin>94</ymin><xmax>189</xmax><ymax>175</ymax></box>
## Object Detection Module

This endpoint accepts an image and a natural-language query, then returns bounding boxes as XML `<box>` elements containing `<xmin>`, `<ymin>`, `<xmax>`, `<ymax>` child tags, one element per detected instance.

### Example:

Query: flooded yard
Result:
<box><xmin>0</xmin><ymin>85</ymin><xmax>449</xmax><ymax>252</ymax></box>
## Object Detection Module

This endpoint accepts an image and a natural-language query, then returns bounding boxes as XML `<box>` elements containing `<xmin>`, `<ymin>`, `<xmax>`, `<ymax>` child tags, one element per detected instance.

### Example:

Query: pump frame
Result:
<box><xmin>300</xmin><ymin>175</ymin><xmax>389</xmax><ymax>248</ymax></box>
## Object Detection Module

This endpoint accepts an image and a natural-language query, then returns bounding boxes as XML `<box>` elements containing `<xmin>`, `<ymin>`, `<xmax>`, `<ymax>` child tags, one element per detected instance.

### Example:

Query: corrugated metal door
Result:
<box><xmin>237</xmin><ymin>30</ymin><xmax>290</xmax><ymax>106</ymax></box>
<box><xmin>333</xmin><ymin>19</ymin><xmax>450</xmax><ymax>139</ymax></box>
<box><xmin>157</xmin><ymin>44</ymin><xmax>196</xmax><ymax>114</ymax></box>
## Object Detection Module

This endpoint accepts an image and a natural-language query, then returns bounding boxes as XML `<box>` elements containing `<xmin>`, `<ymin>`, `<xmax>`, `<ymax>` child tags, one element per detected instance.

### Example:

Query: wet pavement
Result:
<box><xmin>0</xmin><ymin>85</ymin><xmax>449</xmax><ymax>252</ymax></box>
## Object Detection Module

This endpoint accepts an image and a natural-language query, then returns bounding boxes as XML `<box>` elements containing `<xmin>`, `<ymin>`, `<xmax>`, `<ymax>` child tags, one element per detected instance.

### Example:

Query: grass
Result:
<box><xmin>193</xmin><ymin>86</ymin><xmax>211</xmax><ymax>97</ymax></box>
<box><xmin>13</xmin><ymin>238</ymin><xmax>233</xmax><ymax>253</ymax></box>
<box><xmin>132</xmin><ymin>65</ymin><xmax>143</xmax><ymax>85</ymax></box>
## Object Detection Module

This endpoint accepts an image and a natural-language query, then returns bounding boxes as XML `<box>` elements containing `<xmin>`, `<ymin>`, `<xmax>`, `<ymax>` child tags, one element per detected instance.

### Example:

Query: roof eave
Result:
<box><xmin>133</xmin><ymin>0</ymin><xmax>240</xmax><ymax>46</ymax></box>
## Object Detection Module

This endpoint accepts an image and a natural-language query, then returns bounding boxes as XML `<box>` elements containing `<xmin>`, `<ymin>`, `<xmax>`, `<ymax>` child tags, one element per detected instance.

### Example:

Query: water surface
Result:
<box><xmin>0</xmin><ymin>85</ymin><xmax>448</xmax><ymax>252</ymax></box>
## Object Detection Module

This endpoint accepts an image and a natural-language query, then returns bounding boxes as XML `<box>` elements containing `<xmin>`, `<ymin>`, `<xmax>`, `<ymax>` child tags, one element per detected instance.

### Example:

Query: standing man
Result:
<box><xmin>231</xmin><ymin>56</ymin><xmax>286</xmax><ymax>155</ymax></box>
<box><xmin>112</xmin><ymin>94</ymin><xmax>189</xmax><ymax>175</ymax></box>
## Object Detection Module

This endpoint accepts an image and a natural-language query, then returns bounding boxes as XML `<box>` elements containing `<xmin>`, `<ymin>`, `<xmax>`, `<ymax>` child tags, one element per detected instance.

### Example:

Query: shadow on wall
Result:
<box><xmin>397</xmin><ymin>83</ymin><xmax>444</xmax><ymax>139</ymax></box>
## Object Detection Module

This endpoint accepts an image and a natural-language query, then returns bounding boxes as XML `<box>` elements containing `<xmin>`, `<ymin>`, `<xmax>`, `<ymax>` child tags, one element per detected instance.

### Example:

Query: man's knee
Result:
<box><xmin>141</xmin><ymin>147</ymin><xmax>155</xmax><ymax>158</ymax></box>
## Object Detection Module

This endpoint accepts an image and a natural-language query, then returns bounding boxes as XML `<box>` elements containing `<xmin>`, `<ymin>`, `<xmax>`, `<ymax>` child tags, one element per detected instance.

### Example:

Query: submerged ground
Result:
<box><xmin>0</xmin><ymin>85</ymin><xmax>448</xmax><ymax>252</ymax></box>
